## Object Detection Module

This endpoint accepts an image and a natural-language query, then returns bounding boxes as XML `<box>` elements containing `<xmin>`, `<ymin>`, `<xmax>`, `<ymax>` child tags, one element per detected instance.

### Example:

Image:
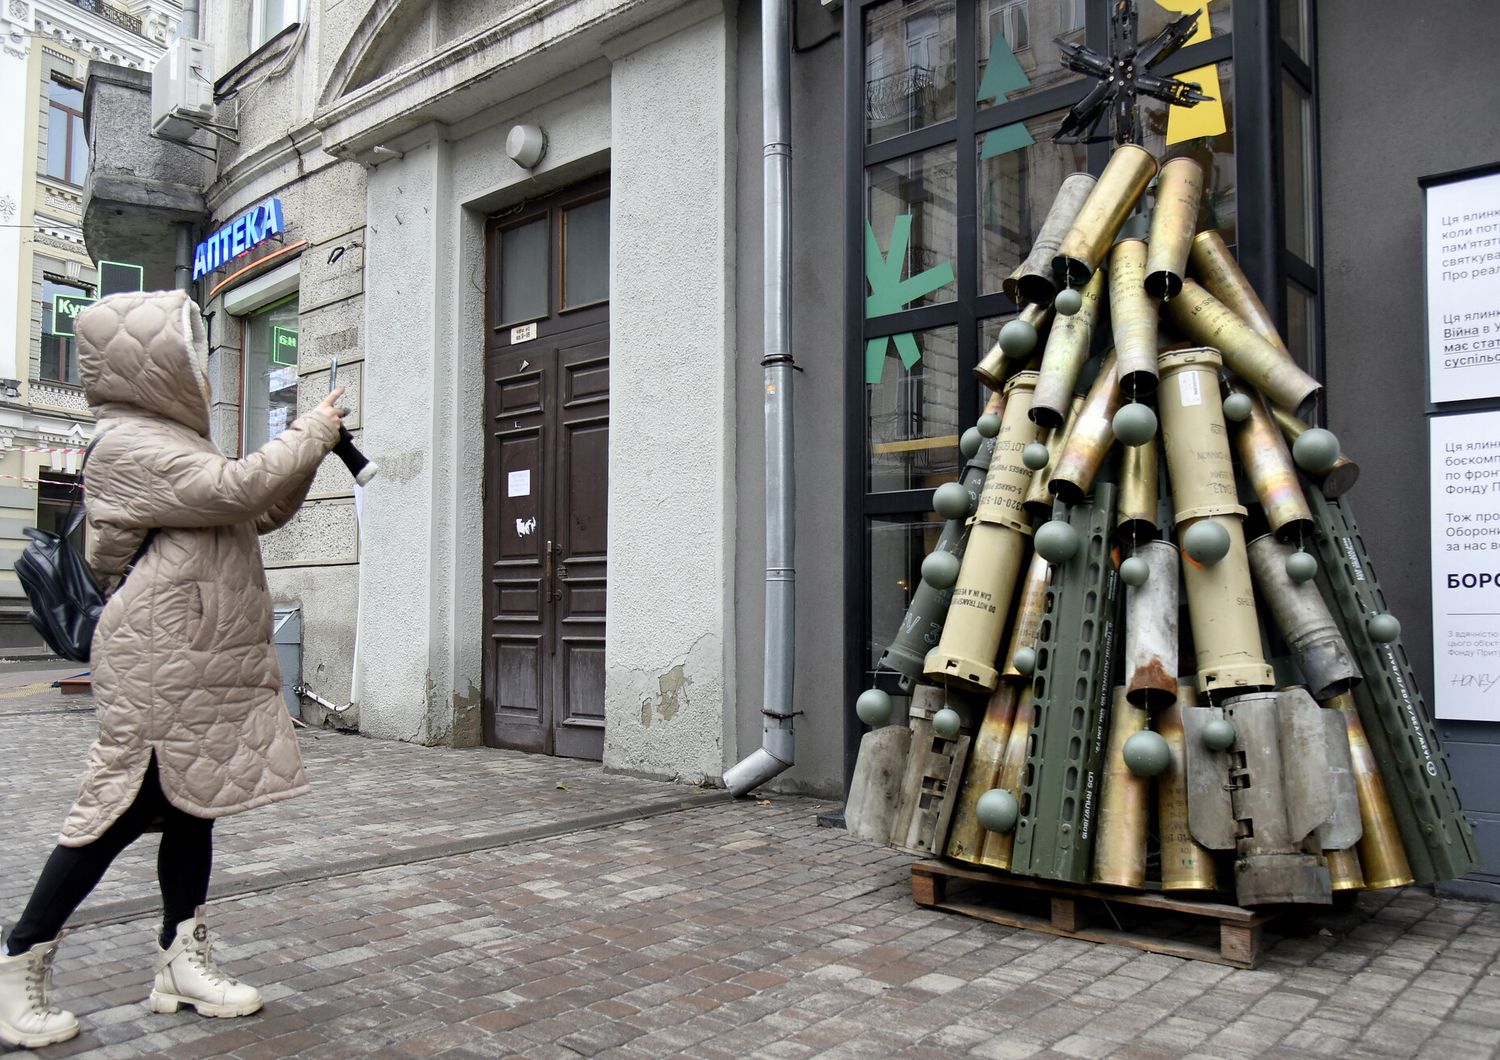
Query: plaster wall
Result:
<box><xmin>0</xmin><ymin>35</ymin><xmax>30</xmax><ymax>383</ymax></box>
<box><xmin>1318</xmin><ymin>0</ymin><xmax>1500</xmax><ymax>894</ymax></box>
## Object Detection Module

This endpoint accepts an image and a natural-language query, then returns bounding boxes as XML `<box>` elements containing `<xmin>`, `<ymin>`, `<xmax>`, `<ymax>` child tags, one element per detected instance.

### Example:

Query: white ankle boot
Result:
<box><xmin>0</xmin><ymin>936</ymin><xmax>80</xmax><ymax>1049</ymax></box>
<box><xmin>149</xmin><ymin>911</ymin><xmax>262</xmax><ymax>1018</ymax></box>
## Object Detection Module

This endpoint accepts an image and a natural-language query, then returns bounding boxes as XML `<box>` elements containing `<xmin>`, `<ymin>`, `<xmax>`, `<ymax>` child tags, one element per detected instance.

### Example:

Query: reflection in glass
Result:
<box><xmin>1140</xmin><ymin>63</ymin><xmax>1238</xmax><ymax>247</ymax></box>
<box><xmin>1279</xmin><ymin>0</ymin><xmax>1307</xmax><ymax>60</ymax></box>
<box><xmin>1285</xmin><ymin>282</ymin><xmax>1316</xmax><ymax>378</ymax></box>
<box><xmin>1282</xmin><ymin>73</ymin><xmax>1314</xmax><ymax>262</ymax></box>
<box><xmin>500</xmin><ymin>218</ymin><xmax>549</xmax><ymax>325</ymax></box>
<box><xmin>868</xmin><ymin>513</ymin><xmax>946</xmax><ymax>669</ymax></box>
<box><xmin>562</xmin><ymin>196</ymin><xmax>609</xmax><ymax>309</ymax></box>
<box><xmin>868</xmin><ymin>326</ymin><xmax>960</xmax><ymax>493</ymax></box>
<box><xmin>977</xmin><ymin>0</ymin><xmax>1084</xmax><ymax>105</ymax></box>
<box><xmin>867</xmin><ymin>147</ymin><xmax>959</xmax><ymax>312</ymax></box>
<box><xmin>1138</xmin><ymin>0</ymin><xmax>1233</xmax><ymax>42</ymax></box>
<box><xmin>865</xmin><ymin>0</ymin><xmax>958</xmax><ymax>145</ymax></box>
<box><xmin>978</xmin><ymin>111</ymin><xmax>1089</xmax><ymax>296</ymax></box>
<box><xmin>244</xmin><ymin>297</ymin><xmax>300</xmax><ymax>457</ymax></box>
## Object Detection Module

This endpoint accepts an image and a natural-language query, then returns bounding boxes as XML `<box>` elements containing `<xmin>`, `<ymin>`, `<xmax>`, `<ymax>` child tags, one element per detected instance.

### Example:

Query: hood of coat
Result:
<box><xmin>78</xmin><ymin>289</ymin><xmax>213</xmax><ymax>437</ymax></box>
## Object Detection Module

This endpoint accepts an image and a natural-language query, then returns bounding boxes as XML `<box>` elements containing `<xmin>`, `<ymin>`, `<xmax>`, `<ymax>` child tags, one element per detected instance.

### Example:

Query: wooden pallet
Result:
<box><xmin>57</xmin><ymin>673</ymin><xmax>91</xmax><ymax>695</ymax></box>
<box><xmin>911</xmin><ymin>859</ymin><xmax>1275</xmax><ymax>969</ymax></box>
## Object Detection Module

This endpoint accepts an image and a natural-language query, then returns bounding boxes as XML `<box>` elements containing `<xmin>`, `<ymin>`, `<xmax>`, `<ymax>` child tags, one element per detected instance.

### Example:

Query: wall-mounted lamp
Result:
<box><xmin>1</xmin><ymin>379</ymin><xmax>21</xmax><ymax>399</ymax></box>
<box><xmin>370</xmin><ymin>145</ymin><xmax>404</xmax><ymax>162</ymax></box>
<box><xmin>505</xmin><ymin>124</ymin><xmax>547</xmax><ymax>170</ymax></box>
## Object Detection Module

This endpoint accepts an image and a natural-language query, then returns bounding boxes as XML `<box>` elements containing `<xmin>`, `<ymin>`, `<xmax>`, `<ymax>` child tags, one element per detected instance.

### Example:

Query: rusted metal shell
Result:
<box><xmin>1001</xmin><ymin>553</ymin><xmax>1050</xmax><ymax>680</ymax></box>
<box><xmin>974</xmin><ymin>686</ymin><xmax>1036</xmax><ymax>871</ymax></box>
<box><xmin>1233</xmin><ymin>385</ymin><xmax>1313</xmax><ymax>541</ymax></box>
<box><xmin>1048</xmin><ymin>352</ymin><xmax>1122</xmax><ymax>505</ymax></box>
<box><xmin>945</xmin><ymin>682</ymin><xmax>1020</xmax><ymax>864</ymax></box>
<box><xmin>1094</xmin><ymin>686</ymin><xmax>1149</xmax><ymax>889</ymax></box>
<box><xmin>1324</xmin><ymin>691</ymin><xmax>1414</xmax><ymax>889</ymax></box>
<box><xmin>1124</xmin><ymin>540</ymin><xmax>1179</xmax><ymax>709</ymax></box>
<box><xmin>1158</xmin><ymin>684</ymin><xmax>1218</xmax><ymax>891</ymax></box>
<box><xmin>1248</xmin><ymin>534</ymin><xmax>1362</xmax><ymax>700</ymax></box>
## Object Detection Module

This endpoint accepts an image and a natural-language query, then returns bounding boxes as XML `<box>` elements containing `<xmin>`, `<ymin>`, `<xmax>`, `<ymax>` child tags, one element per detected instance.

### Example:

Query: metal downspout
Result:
<box><xmin>173</xmin><ymin>0</ymin><xmax>201</xmax><ymax>293</ymax></box>
<box><xmin>724</xmin><ymin>0</ymin><xmax>795</xmax><ymax>796</ymax></box>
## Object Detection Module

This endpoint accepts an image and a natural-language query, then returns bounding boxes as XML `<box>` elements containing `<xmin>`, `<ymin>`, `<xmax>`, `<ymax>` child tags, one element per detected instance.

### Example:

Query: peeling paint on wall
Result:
<box><xmin>640</xmin><ymin>663</ymin><xmax>694</xmax><ymax>726</ymax></box>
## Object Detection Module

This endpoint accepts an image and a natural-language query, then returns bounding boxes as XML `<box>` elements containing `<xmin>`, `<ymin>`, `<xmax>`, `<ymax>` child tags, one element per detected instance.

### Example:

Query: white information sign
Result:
<box><xmin>507</xmin><ymin>469</ymin><xmax>531</xmax><ymax>498</ymax></box>
<box><xmin>1426</xmin><ymin>170</ymin><xmax>1500</xmax><ymax>403</ymax></box>
<box><xmin>1430</xmin><ymin>409</ymin><xmax>1500</xmax><ymax>720</ymax></box>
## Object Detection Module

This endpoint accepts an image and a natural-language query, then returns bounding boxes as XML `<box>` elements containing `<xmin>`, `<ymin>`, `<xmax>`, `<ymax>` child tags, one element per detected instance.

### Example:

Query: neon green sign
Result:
<box><xmin>50</xmin><ymin>294</ymin><xmax>97</xmax><ymax>337</ymax></box>
<box><xmin>271</xmin><ymin>326</ymin><xmax>298</xmax><ymax>367</ymax></box>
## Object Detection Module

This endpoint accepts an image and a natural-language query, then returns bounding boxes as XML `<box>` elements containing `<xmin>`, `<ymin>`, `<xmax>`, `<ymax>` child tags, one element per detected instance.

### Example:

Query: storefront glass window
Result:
<box><xmin>500</xmin><ymin>217</ymin><xmax>549</xmax><ymax>326</ymax></box>
<box><xmin>1138</xmin><ymin>0</ymin><xmax>1233</xmax><ymax>42</ymax></box>
<box><xmin>978</xmin><ymin>111</ymin><xmax>1089</xmax><ymax>296</ymax></box>
<box><xmin>865</xmin><ymin>0</ymin><xmax>958</xmax><ymax>145</ymax></box>
<box><xmin>243</xmin><ymin>296</ymin><xmax>299</xmax><ymax>456</ymax></box>
<box><xmin>867</xmin><ymin>512</ymin><xmax>946</xmax><ymax>669</ymax></box>
<box><xmin>41</xmin><ymin>278</ymin><xmax>88</xmax><ymax>384</ymax></box>
<box><xmin>975</xmin><ymin>0</ymin><xmax>1084</xmax><ymax>104</ymax></box>
<box><xmin>1278</xmin><ymin>0</ymin><xmax>1307</xmax><ymax>61</ymax></box>
<box><xmin>1139</xmin><ymin>62</ymin><xmax>1237</xmax><ymax>247</ymax></box>
<box><xmin>35</xmin><ymin>473</ymin><xmax>84</xmax><ymax>552</ymax></box>
<box><xmin>868</xmin><ymin>325</ymin><xmax>961</xmax><ymax>493</ymax></box>
<box><xmin>1285</xmin><ymin>281</ymin><xmax>1316</xmax><ymax>378</ymax></box>
<box><xmin>867</xmin><ymin>147</ymin><xmax>959</xmax><ymax>314</ymax></box>
<box><xmin>1282</xmin><ymin>72</ymin><xmax>1314</xmax><ymax>262</ymax></box>
<box><xmin>562</xmin><ymin>196</ymin><xmax>609</xmax><ymax>310</ymax></box>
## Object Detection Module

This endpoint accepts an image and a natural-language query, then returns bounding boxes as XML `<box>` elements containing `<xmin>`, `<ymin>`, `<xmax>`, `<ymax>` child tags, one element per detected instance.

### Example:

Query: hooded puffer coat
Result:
<box><xmin>57</xmin><ymin>289</ymin><xmax>341</xmax><ymax>846</ymax></box>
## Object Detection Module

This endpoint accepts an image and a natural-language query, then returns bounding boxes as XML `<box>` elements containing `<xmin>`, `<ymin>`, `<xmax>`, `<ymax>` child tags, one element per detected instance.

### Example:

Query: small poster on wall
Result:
<box><xmin>1424</xmin><ymin>168</ymin><xmax>1500</xmax><ymax>404</ymax></box>
<box><xmin>1430</xmin><ymin>409</ymin><xmax>1500</xmax><ymax>720</ymax></box>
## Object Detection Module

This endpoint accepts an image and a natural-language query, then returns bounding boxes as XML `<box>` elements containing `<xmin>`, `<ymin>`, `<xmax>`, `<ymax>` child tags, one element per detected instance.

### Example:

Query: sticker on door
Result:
<box><xmin>508</xmin><ymin>469</ymin><xmax>531</xmax><ymax>497</ymax></box>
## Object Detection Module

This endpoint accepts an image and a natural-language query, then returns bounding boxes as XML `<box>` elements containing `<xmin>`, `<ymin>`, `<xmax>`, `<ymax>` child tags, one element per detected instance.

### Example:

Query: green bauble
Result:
<box><xmin>1183</xmin><ymin>519</ymin><xmax>1232</xmax><ymax>565</ymax></box>
<box><xmin>1022</xmin><ymin>442</ymin><xmax>1050</xmax><ymax>471</ymax></box>
<box><xmin>998</xmin><ymin>320</ymin><xmax>1038</xmax><ymax>359</ymax></box>
<box><xmin>976</xmin><ymin>788</ymin><xmax>1020</xmax><ymax>833</ymax></box>
<box><xmin>1293</xmin><ymin>428</ymin><xmax>1341</xmax><ymax>473</ymax></box>
<box><xmin>933</xmin><ymin>481</ymin><xmax>972</xmax><ymax>519</ymax></box>
<box><xmin>931</xmin><ymin>707</ymin><xmax>962</xmax><ymax>739</ymax></box>
<box><xmin>1123</xmin><ymin>731</ymin><xmax>1171</xmax><ymax>777</ymax></box>
<box><xmin>855</xmin><ymin>688</ymin><xmax>893</xmax><ymax>728</ymax></box>
<box><xmin>921</xmin><ymin>549</ymin><xmax>961</xmax><ymax>590</ymax></box>
<box><xmin>976</xmin><ymin>412</ymin><xmax>1002</xmax><ymax>439</ymax></box>
<box><xmin>1112</xmin><ymin>402</ymin><xmax>1159</xmax><ymax>447</ymax></box>
<box><xmin>1119</xmin><ymin>556</ymin><xmax>1150</xmax><ymax>587</ymax></box>
<box><xmin>1034</xmin><ymin>520</ymin><xmax>1081</xmax><ymax>564</ymax></box>
<box><xmin>960</xmin><ymin>427</ymin><xmax>983</xmax><ymax>459</ymax></box>
<box><xmin>1013</xmin><ymin>646</ymin><xmax>1037</xmax><ymax>676</ymax></box>
<box><xmin>1054</xmin><ymin>287</ymin><xmax>1084</xmax><ymax>317</ymax></box>
<box><xmin>1368</xmin><ymin>613</ymin><xmax>1402</xmax><ymax>643</ymax></box>
<box><xmin>1286</xmin><ymin>550</ymin><xmax>1318</xmax><ymax>583</ymax></box>
<box><xmin>1222</xmin><ymin>392</ymin><xmax>1254</xmax><ymax>423</ymax></box>
<box><xmin>1202</xmin><ymin>717</ymin><xmax>1237</xmax><ymax>752</ymax></box>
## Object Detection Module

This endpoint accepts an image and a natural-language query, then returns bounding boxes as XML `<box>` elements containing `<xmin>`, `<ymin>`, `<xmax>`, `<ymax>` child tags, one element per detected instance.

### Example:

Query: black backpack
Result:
<box><xmin>14</xmin><ymin>437</ymin><xmax>155</xmax><ymax>663</ymax></box>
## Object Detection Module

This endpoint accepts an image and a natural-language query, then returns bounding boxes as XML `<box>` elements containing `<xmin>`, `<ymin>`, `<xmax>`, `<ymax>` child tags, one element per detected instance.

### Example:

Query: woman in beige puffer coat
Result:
<box><xmin>0</xmin><ymin>290</ymin><xmax>346</xmax><ymax>1049</ymax></box>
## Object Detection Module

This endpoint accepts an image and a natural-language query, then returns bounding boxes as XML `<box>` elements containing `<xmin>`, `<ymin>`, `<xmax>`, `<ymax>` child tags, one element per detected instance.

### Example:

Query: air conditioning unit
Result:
<box><xmin>151</xmin><ymin>38</ymin><xmax>214</xmax><ymax>143</ymax></box>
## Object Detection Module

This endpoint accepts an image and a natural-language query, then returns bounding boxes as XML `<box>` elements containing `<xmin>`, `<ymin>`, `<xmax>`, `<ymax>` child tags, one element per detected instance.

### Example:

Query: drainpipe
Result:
<box><xmin>173</xmin><ymin>0</ymin><xmax>200</xmax><ymax>293</ymax></box>
<box><xmin>724</xmin><ymin>0</ymin><xmax>795</xmax><ymax>796</ymax></box>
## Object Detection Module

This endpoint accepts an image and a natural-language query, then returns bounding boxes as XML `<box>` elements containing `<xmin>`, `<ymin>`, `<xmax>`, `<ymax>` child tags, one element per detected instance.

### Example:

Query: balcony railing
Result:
<box><xmin>66</xmin><ymin>0</ymin><xmax>145</xmax><ymax>35</ymax></box>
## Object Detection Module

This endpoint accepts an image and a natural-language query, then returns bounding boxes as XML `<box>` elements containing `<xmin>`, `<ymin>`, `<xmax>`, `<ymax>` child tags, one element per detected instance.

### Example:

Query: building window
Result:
<box><xmin>251</xmin><ymin>0</ymin><xmax>300</xmax><ymax>49</ymax></box>
<box><xmin>243</xmin><ymin>295</ymin><xmax>299</xmax><ymax>454</ymax></box>
<box><xmin>35</xmin><ymin>473</ymin><xmax>85</xmax><ymax>552</ymax></box>
<box><xmin>41</xmin><ymin>278</ymin><xmax>90</xmax><ymax>384</ymax></box>
<box><xmin>45</xmin><ymin>78</ymin><xmax>87</xmax><ymax>186</ymax></box>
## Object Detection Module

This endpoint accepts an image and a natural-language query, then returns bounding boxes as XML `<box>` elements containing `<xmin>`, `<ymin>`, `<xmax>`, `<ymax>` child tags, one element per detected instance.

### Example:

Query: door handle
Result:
<box><xmin>545</xmin><ymin>539</ymin><xmax>557</xmax><ymax>601</ymax></box>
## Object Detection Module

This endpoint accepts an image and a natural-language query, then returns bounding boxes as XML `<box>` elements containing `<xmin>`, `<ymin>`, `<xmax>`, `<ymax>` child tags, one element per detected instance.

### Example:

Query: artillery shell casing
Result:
<box><xmin>1157</xmin><ymin>349</ymin><xmax>1245</xmax><ymax>522</ymax></box>
<box><xmin>1325</xmin><ymin>691</ymin><xmax>1414</xmax><ymax>889</ymax></box>
<box><xmin>1324</xmin><ymin>847</ymin><xmax>1365</xmax><ymax>891</ymax></box>
<box><xmin>1189</xmin><ymin>230</ymin><xmax>1287</xmax><ymax>354</ymax></box>
<box><xmin>1002</xmin><ymin>552</ymin><xmax>1051</xmax><ymax>679</ymax></box>
<box><xmin>1053</xmin><ymin>144</ymin><xmax>1158</xmax><ymax>288</ymax></box>
<box><xmin>1179</xmin><ymin>516</ymin><xmax>1274</xmax><ymax>696</ymax></box>
<box><xmin>1003</xmin><ymin>262</ymin><xmax>1026</xmax><ymax>306</ymax></box>
<box><xmin>1269</xmin><ymin>405</ymin><xmax>1362</xmax><ymax>498</ymax></box>
<box><xmin>1095</xmin><ymin>686</ymin><xmax>1149</xmax><ymax>888</ymax></box>
<box><xmin>1109</xmin><ymin>238</ymin><xmax>1160</xmax><ymax>398</ymax></box>
<box><xmin>1124</xmin><ymin>540</ymin><xmax>1179</xmax><ymax>709</ymax></box>
<box><xmin>925</xmin><ymin>522</ymin><xmax>1028</xmax><ymax>693</ymax></box>
<box><xmin>979</xmin><ymin>686</ymin><xmax>1036</xmax><ymax>870</ymax></box>
<box><xmin>1116</xmin><ymin>438</ymin><xmax>1160</xmax><ymax>544</ymax></box>
<box><xmin>1032</xmin><ymin>269</ymin><xmax>1106</xmax><ymax>428</ymax></box>
<box><xmin>1011</xmin><ymin>173</ymin><xmax>1098</xmax><ymax>305</ymax></box>
<box><xmin>946</xmin><ymin>682</ymin><xmax>1020</xmax><ymax>864</ymax></box>
<box><xmin>1025</xmin><ymin>397</ymin><xmax>1084</xmax><ymax>519</ymax></box>
<box><xmin>1166</xmin><ymin>280</ymin><xmax>1322</xmax><ymax>418</ymax></box>
<box><xmin>1145</xmin><ymin>158</ymin><xmax>1205</xmax><ymax>301</ymax></box>
<box><xmin>1234</xmin><ymin>385</ymin><xmax>1312</xmax><ymax>541</ymax></box>
<box><xmin>1048</xmin><ymin>352</ymin><xmax>1122</xmax><ymax>505</ymax></box>
<box><xmin>1248</xmin><ymin>534</ymin><xmax>1362</xmax><ymax>700</ymax></box>
<box><xmin>1159</xmin><ymin>684</ymin><xmax>1217</xmax><ymax>891</ymax></box>
<box><xmin>977</xmin><ymin>304</ymin><xmax>1053</xmax><ymax>391</ymax></box>
<box><xmin>976</xmin><ymin>372</ymin><xmax>1042</xmax><ymax>533</ymax></box>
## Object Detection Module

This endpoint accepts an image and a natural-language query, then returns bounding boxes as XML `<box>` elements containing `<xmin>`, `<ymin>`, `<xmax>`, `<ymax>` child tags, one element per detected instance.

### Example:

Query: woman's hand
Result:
<box><xmin>318</xmin><ymin>387</ymin><xmax>351</xmax><ymax>423</ymax></box>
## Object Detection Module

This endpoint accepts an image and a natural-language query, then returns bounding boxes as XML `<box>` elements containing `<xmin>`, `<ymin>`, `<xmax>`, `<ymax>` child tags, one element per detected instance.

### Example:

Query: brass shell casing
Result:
<box><xmin>1189</xmin><ymin>230</ymin><xmax>1287</xmax><ymax>354</ymax></box>
<box><xmin>1116</xmin><ymin>438</ymin><xmax>1160</xmax><ymax>544</ymax></box>
<box><xmin>1166</xmin><ymin>280</ymin><xmax>1322</xmax><ymax>418</ymax></box>
<box><xmin>1157</xmin><ymin>349</ymin><xmax>1245</xmax><ymax>522</ymax></box>
<box><xmin>1054</xmin><ymin>144</ymin><xmax>1159</xmax><ymax>288</ymax></box>
<box><xmin>1109</xmin><ymin>238</ymin><xmax>1160</xmax><ymax>398</ymax></box>
<box><xmin>1234</xmin><ymin>385</ymin><xmax>1312</xmax><ymax>541</ymax></box>
<box><xmin>1094</xmin><ymin>686</ymin><xmax>1150</xmax><ymax>888</ymax></box>
<box><xmin>1269</xmin><ymin>405</ymin><xmax>1362</xmax><ymax>498</ymax></box>
<box><xmin>1001</xmin><ymin>553</ymin><xmax>1050</xmax><ymax>679</ymax></box>
<box><xmin>1025</xmin><ymin>397</ymin><xmax>1084</xmax><ymax>519</ymax></box>
<box><xmin>924</xmin><ymin>522</ymin><xmax>1028</xmax><ymax>693</ymax></box>
<box><xmin>976</xmin><ymin>303</ymin><xmax>1052</xmax><ymax>391</ymax></box>
<box><xmin>1145</xmin><ymin>158</ymin><xmax>1206</xmax><ymax>301</ymax></box>
<box><xmin>975</xmin><ymin>372</ymin><xmax>1042</xmax><ymax>533</ymax></box>
<box><xmin>1159</xmin><ymin>684</ymin><xmax>1217</xmax><ymax>891</ymax></box>
<box><xmin>1325</xmin><ymin>847</ymin><xmax>1365</xmax><ymax>892</ymax></box>
<box><xmin>1008</xmin><ymin>173</ymin><xmax>1098</xmax><ymax>305</ymax></box>
<box><xmin>1032</xmin><ymin>269</ymin><xmax>1106</xmax><ymax>428</ymax></box>
<box><xmin>1048</xmin><ymin>352</ymin><xmax>1122</xmax><ymax>505</ymax></box>
<box><xmin>1326</xmin><ymin>691</ymin><xmax>1414</xmax><ymax>889</ymax></box>
<box><xmin>946</xmin><ymin>682</ymin><xmax>1020</xmax><ymax>864</ymax></box>
<box><xmin>1178</xmin><ymin>515</ymin><xmax>1274</xmax><ymax>696</ymax></box>
<box><xmin>978</xmin><ymin>686</ymin><xmax>1036</xmax><ymax>871</ymax></box>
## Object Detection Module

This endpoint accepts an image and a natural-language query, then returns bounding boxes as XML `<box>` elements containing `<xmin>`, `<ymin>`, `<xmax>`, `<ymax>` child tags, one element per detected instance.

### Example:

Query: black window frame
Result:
<box><xmin>45</xmin><ymin>76</ymin><xmax>87</xmax><ymax>187</ymax></box>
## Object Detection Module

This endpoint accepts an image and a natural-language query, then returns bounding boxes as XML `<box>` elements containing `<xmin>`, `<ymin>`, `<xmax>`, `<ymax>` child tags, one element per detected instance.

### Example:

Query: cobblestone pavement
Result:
<box><xmin>5</xmin><ymin>667</ymin><xmax>1500</xmax><ymax>1058</ymax></box>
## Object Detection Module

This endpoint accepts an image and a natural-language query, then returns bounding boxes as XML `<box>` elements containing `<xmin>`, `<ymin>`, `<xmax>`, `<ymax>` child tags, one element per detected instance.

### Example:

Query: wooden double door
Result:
<box><xmin>482</xmin><ymin>180</ymin><xmax>610</xmax><ymax>759</ymax></box>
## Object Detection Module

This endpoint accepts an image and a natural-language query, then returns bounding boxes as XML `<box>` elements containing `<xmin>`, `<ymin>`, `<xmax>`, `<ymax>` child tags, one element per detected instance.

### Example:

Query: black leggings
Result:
<box><xmin>5</xmin><ymin>757</ymin><xmax>213</xmax><ymax>955</ymax></box>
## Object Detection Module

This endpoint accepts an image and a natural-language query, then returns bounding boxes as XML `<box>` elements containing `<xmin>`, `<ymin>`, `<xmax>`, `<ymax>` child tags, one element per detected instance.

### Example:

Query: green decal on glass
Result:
<box><xmin>271</xmin><ymin>326</ymin><xmax>299</xmax><ymax>367</ymax></box>
<box><xmin>977</xmin><ymin>32</ymin><xmax>1035</xmax><ymax>157</ymax></box>
<box><xmin>865</xmin><ymin>216</ymin><xmax>954</xmax><ymax>384</ymax></box>
<box><xmin>50</xmin><ymin>294</ymin><xmax>96</xmax><ymax>337</ymax></box>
